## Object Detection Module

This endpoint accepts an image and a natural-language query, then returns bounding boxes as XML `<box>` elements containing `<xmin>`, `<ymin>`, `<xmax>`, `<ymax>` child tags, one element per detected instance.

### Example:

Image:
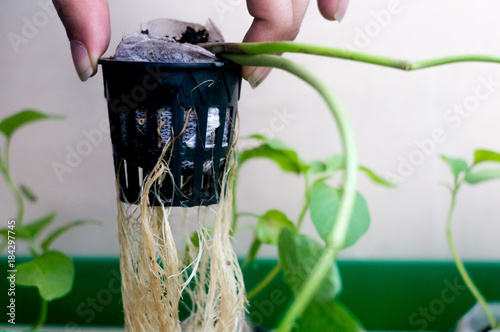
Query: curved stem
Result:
<box><xmin>205</xmin><ymin>42</ymin><xmax>500</xmax><ymax>71</ymax></box>
<box><xmin>1</xmin><ymin>138</ymin><xmax>24</xmax><ymax>225</ymax></box>
<box><xmin>296</xmin><ymin>197</ymin><xmax>309</xmax><ymax>231</ymax></box>
<box><xmin>31</xmin><ymin>299</ymin><xmax>48</xmax><ymax>331</ymax></box>
<box><xmin>446</xmin><ymin>184</ymin><xmax>497</xmax><ymax>329</ymax></box>
<box><xmin>223</xmin><ymin>54</ymin><xmax>358</xmax><ymax>332</ymax></box>
<box><xmin>4</xmin><ymin>173</ymin><xmax>24</xmax><ymax>224</ymax></box>
<box><xmin>247</xmin><ymin>263</ymin><xmax>281</xmax><ymax>300</ymax></box>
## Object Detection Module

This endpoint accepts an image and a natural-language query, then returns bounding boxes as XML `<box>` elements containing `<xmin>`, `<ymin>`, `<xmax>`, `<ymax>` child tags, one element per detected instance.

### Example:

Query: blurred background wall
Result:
<box><xmin>1</xmin><ymin>0</ymin><xmax>500</xmax><ymax>260</ymax></box>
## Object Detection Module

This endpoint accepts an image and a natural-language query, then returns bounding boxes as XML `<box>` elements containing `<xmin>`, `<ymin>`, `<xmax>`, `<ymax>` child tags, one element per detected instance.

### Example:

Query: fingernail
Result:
<box><xmin>247</xmin><ymin>67</ymin><xmax>271</xmax><ymax>89</ymax></box>
<box><xmin>70</xmin><ymin>40</ymin><xmax>93</xmax><ymax>82</ymax></box>
<box><xmin>334</xmin><ymin>0</ymin><xmax>349</xmax><ymax>22</ymax></box>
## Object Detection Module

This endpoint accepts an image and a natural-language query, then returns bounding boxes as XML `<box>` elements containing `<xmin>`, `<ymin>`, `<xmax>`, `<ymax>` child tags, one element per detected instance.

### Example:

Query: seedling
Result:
<box><xmin>233</xmin><ymin>135</ymin><xmax>393</xmax><ymax>330</ymax></box>
<box><xmin>441</xmin><ymin>150</ymin><xmax>500</xmax><ymax>331</ymax></box>
<box><xmin>0</xmin><ymin>110</ymin><xmax>100</xmax><ymax>330</ymax></box>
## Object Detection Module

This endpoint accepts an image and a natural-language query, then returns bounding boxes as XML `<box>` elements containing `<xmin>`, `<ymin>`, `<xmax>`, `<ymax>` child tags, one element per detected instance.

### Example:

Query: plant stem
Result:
<box><xmin>1</xmin><ymin>138</ymin><xmax>24</xmax><ymax>225</ymax></box>
<box><xmin>205</xmin><ymin>42</ymin><xmax>500</xmax><ymax>71</ymax></box>
<box><xmin>230</xmin><ymin>166</ymin><xmax>240</xmax><ymax>237</ymax></box>
<box><xmin>245</xmin><ymin>182</ymin><xmax>309</xmax><ymax>297</ymax></box>
<box><xmin>247</xmin><ymin>263</ymin><xmax>282</xmax><ymax>300</ymax></box>
<box><xmin>222</xmin><ymin>54</ymin><xmax>358</xmax><ymax>332</ymax></box>
<box><xmin>31</xmin><ymin>299</ymin><xmax>48</xmax><ymax>331</ymax></box>
<box><xmin>446</xmin><ymin>183</ymin><xmax>497</xmax><ymax>329</ymax></box>
<box><xmin>296</xmin><ymin>192</ymin><xmax>310</xmax><ymax>231</ymax></box>
<box><xmin>237</xmin><ymin>212</ymin><xmax>260</xmax><ymax>219</ymax></box>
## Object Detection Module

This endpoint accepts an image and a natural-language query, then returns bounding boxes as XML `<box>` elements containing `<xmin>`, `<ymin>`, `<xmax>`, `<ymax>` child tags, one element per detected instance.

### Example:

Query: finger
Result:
<box><xmin>317</xmin><ymin>0</ymin><xmax>349</xmax><ymax>21</ymax></box>
<box><xmin>53</xmin><ymin>0</ymin><xmax>110</xmax><ymax>81</ymax></box>
<box><xmin>289</xmin><ymin>0</ymin><xmax>311</xmax><ymax>40</ymax></box>
<box><xmin>242</xmin><ymin>0</ymin><xmax>295</xmax><ymax>87</ymax></box>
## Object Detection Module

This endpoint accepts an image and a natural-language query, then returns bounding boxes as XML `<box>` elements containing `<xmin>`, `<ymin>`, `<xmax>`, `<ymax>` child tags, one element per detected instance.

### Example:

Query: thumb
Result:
<box><xmin>53</xmin><ymin>0</ymin><xmax>111</xmax><ymax>81</ymax></box>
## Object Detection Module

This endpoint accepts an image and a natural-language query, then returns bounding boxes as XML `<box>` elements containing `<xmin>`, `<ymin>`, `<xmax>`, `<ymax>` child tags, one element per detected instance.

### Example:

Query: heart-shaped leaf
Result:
<box><xmin>279</xmin><ymin>228</ymin><xmax>341</xmax><ymax>302</ymax></box>
<box><xmin>16</xmin><ymin>251</ymin><xmax>74</xmax><ymax>301</ymax></box>
<box><xmin>310</xmin><ymin>183</ymin><xmax>370</xmax><ymax>249</ymax></box>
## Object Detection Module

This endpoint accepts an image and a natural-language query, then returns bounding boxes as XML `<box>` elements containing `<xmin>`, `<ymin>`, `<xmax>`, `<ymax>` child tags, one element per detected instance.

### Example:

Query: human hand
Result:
<box><xmin>53</xmin><ymin>0</ymin><xmax>110</xmax><ymax>82</ymax></box>
<box><xmin>243</xmin><ymin>0</ymin><xmax>349</xmax><ymax>87</ymax></box>
<box><xmin>53</xmin><ymin>0</ymin><xmax>348</xmax><ymax>84</ymax></box>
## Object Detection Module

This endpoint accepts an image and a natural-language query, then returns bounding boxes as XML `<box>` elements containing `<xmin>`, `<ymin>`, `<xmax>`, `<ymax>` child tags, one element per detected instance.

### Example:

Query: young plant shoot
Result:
<box><xmin>441</xmin><ymin>150</ymin><xmax>500</xmax><ymax>331</ymax></box>
<box><xmin>0</xmin><ymin>110</ymin><xmax>100</xmax><ymax>330</ymax></box>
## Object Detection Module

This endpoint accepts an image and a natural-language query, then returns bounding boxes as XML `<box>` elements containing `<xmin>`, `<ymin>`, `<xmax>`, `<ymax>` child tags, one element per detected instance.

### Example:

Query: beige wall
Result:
<box><xmin>1</xmin><ymin>0</ymin><xmax>500</xmax><ymax>260</ymax></box>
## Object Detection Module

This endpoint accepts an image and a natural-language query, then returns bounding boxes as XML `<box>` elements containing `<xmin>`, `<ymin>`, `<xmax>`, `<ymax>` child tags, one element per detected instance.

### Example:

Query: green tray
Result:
<box><xmin>1</xmin><ymin>258</ymin><xmax>499</xmax><ymax>331</ymax></box>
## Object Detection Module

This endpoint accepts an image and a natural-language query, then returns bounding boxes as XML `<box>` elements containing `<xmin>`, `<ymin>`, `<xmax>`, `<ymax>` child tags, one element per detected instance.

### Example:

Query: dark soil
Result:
<box><xmin>173</xmin><ymin>26</ymin><xmax>209</xmax><ymax>44</ymax></box>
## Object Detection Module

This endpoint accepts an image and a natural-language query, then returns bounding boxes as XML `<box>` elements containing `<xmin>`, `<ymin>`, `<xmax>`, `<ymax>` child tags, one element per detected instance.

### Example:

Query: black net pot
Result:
<box><xmin>99</xmin><ymin>59</ymin><xmax>241</xmax><ymax>207</ymax></box>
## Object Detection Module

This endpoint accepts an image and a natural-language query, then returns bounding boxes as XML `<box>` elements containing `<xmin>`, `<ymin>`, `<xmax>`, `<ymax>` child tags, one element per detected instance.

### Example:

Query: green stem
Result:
<box><xmin>1</xmin><ymin>138</ymin><xmax>24</xmax><ymax>225</ymax></box>
<box><xmin>205</xmin><ymin>42</ymin><xmax>500</xmax><ymax>71</ymax></box>
<box><xmin>222</xmin><ymin>54</ymin><xmax>358</xmax><ymax>332</ymax></box>
<box><xmin>237</xmin><ymin>212</ymin><xmax>260</xmax><ymax>219</ymax></box>
<box><xmin>245</xmin><ymin>182</ymin><xmax>309</xmax><ymax>296</ymax></box>
<box><xmin>296</xmin><ymin>191</ymin><xmax>310</xmax><ymax>231</ymax></box>
<box><xmin>446</xmin><ymin>183</ymin><xmax>497</xmax><ymax>329</ymax></box>
<box><xmin>230</xmin><ymin>166</ymin><xmax>240</xmax><ymax>237</ymax></box>
<box><xmin>247</xmin><ymin>263</ymin><xmax>282</xmax><ymax>300</ymax></box>
<box><xmin>31</xmin><ymin>299</ymin><xmax>48</xmax><ymax>331</ymax></box>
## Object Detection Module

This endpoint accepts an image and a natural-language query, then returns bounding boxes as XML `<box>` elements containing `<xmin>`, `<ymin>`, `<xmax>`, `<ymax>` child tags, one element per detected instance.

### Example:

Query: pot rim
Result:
<box><xmin>98</xmin><ymin>57</ymin><xmax>240</xmax><ymax>69</ymax></box>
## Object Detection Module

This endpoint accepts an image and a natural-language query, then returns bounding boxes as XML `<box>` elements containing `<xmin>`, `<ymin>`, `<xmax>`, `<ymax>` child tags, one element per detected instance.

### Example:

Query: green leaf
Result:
<box><xmin>464</xmin><ymin>168</ymin><xmax>500</xmax><ymax>185</ymax></box>
<box><xmin>305</xmin><ymin>156</ymin><xmax>344</xmax><ymax>186</ymax></box>
<box><xmin>239</xmin><ymin>136</ymin><xmax>304</xmax><ymax>174</ymax></box>
<box><xmin>15</xmin><ymin>212</ymin><xmax>56</xmax><ymax>240</ymax></box>
<box><xmin>305</xmin><ymin>156</ymin><xmax>394</xmax><ymax>189</ymax></box>
<box><xmin>41</xmin><ymin>219</ymin><xmax>101</xmax><ymax>251</ymax></box>
<box><xmin>190</xmin><ymin>231</ymin><xmax>200</xmax><ymax>248</ymax></box>
<box><xmin>249</xmin><ymin>134</ymin><xmax>291</xmax><ymax>150</ymax></box>
<box><xmin>310</xmin><ymin>183</ymin><xmax>370</xmax><ymax>249</ymax></box>
<box><xmin>297</xmin><ymin>300</ymin><xmax>364</xmax><ymax>332</ymax></box>
<box><xmin>256</xmin><ymin>210</ymin><xmax>295</xmax><ymax>245</ymax></box>
<box><xmin>326</xmin><ymin>155</ymin><xmax>346</xmax><ymax>172</ymax></box>
<box><xmin>305</xmin><ymin>161</ymin><xmax>327</xmax><ymax>179</ymax></box>
<box><xmin>20</xmin><ymin>184</ymin><xmax>37</xmax><ymax>202</ymax></box>
<box><xmin>0</xmin><ymin>228</ymin><xmax>9</xmax><ymax>238</ymax></box>
<box><xmin>473</xmin><ymin>150</ymin><xmax>500</xmax><ymax>165</ymax></box>
<box><xmin>16</xmin><ymin>251</ymin><xmax>74</xmax><ymax>301</ymax></box>
<box><xmin>279</xmin><ymin>228</ymin><xmax>341</xmax><ymax>302</ymax></box>
<box><xmin>440</xmin><ymin>155</ymin><xmax>468</xmax><ymax>179</ymax></box>
<box><xmin>359</xmin><ymin>166</ymin><xmax>395</xmax><ymax>188</ymax></box>
<box><xmin>0</xmin><ymin>110</ymin><xmax>63</xmax><ymax>140</ymax></box>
